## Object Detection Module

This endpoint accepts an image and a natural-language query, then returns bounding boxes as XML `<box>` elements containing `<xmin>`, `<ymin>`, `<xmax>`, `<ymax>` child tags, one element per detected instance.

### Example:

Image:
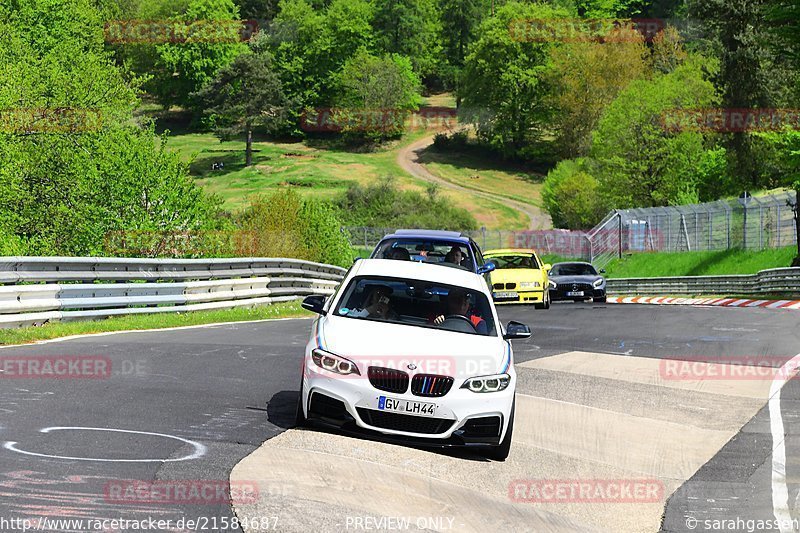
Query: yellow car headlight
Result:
<box><xmin>519</xmin><ymin>281</ymin><xmax>541</xmax><ymax>289</ymax></box>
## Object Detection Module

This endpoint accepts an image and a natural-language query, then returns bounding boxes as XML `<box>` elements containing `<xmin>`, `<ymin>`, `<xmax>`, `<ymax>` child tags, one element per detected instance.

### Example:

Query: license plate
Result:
<box><xmin>494</xmin><ymin>291</ymin><xmax>518</xmax><ymax>299</ymax></box>
<box><xmin>566</xmin><ymin>291</ymin><xmax>584</xmax><ymax>297</ymax></box>
<box><xmin>378</xmin><ymin>396</ymin><xmax>437</xmax><ymax>417</ymax></box>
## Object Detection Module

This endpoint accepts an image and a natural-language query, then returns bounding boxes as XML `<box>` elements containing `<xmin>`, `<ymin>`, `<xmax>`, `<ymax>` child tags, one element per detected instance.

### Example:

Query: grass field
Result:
<box><xmin>603</xmin><ymin>247</ymin><xmax>798</xmax><ymax>278</ymax></box>
<box><xmin>0</xmin><ymin>301</ymin><xmax>310</xmax><ymax>346</ymax></box>
<box><xmin>147</xmin><ymin>94</ymin><xmax>537</xmax><ymax>230</ymax></box>
<box><xmin>418</xmin><ymin>148</ymin><xmax>545</xmax><ymax>208</ymax></box>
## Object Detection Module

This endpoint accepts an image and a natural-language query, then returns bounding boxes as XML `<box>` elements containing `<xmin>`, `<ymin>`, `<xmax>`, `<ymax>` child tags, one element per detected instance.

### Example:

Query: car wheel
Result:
<box><xmin>486</xmin><ymin>401</ymin><xmax>514</xmax><ymax>461</ymax></box>
<box><xmin>595</xmin><ymin>296</ymin><xmax>607</xmax><ymax>303</ymax></box>
<box><xmin>534</xmin><ymin>292</ymin><xmax>550</xmax><ymax>310</ymax></box>
<box><xmin>295</xmin><ymin>373</ymin><xmax>307</xmax><ymax>428</ymax></box>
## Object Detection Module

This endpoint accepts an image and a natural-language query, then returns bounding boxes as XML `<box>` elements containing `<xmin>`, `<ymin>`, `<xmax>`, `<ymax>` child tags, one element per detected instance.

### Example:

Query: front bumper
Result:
<box><xmin>492</xmin><ymin>289</ymin><xmax>545</xmax><ymax>304</ymax></box>
<box><xmin>549</xmin><ymin>287</ymin><xmax>606</xmax><ymax>301</ymax></box>
<box><xmin>300</xmin><ymin>360</ymin><xmax>515</xmax><ymax>447</ymax></box>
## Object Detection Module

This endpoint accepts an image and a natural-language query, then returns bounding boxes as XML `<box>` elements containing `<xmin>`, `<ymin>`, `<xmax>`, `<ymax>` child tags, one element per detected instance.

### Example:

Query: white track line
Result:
<box><xmin>0</xmin><ymin>316</ymin><xmax>311</xmax><ymax>350</ymax></box>
<box><xmin>770</xmin><ymin>352</ymin><xmax>800</xmax><ymax>532</ymax></box>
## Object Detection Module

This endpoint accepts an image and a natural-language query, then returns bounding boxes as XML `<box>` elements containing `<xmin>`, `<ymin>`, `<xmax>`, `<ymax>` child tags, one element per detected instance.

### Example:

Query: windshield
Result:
<box><xmin>372</xmin><ymin>239</ymin><xmax>475</xmax><ymax>271</ymax></box>
<box><xmin>551</xmin><ymin>263</ymin><xmax>598</xmax><ymax>276</ymax></box>
<box><xmin>333</xmin><ymin>276</ymin><xmax>496</xmax><ymax>336</ymax></box>
<box><xmin>487</xmin><ymin>254</ymin><xmax>539</xmax><ymax>270</ymax></box>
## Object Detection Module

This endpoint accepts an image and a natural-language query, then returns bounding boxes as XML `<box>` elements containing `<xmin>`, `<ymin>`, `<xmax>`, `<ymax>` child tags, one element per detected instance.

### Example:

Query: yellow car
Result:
<box><xmin>483</xmin><ymin>248</ymin><xmax>551</xmax><ymax>309</ymax></box>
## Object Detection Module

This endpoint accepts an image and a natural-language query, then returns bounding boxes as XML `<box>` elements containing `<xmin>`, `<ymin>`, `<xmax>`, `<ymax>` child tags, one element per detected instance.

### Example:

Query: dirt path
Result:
<box><xmin>397</xmin><ymin>134</ymin><xmax>552</xmax><ymax>230</ymax></box>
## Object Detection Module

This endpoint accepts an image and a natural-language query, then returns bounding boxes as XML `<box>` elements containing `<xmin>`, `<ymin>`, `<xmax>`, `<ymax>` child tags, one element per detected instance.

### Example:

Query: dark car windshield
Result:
<box><xmin>372</xmin><ymin>239</ymin><xmax>475</xmax><ymax>271</ymax></box>
<box><xmin>333</xmin><ymin>276</ymin><xmax>496</xmax><ymax>336</ymax></box>
<box><xmin>487</xmin><ymin>254</ymin><xmax>539</xmax><ymax>270</ymax></box>
<box><xmin>550</xmin><ymin>263</ymin><xmax>597</xmax><ymax>276</ymax></box>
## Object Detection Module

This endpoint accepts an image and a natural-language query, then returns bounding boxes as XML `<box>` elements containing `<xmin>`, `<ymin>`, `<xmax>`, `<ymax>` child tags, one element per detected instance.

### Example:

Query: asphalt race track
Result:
<box><xmin>1</xmin><ymin>303</ymin><xmax>799</xmax><ymax>532</ymax></box>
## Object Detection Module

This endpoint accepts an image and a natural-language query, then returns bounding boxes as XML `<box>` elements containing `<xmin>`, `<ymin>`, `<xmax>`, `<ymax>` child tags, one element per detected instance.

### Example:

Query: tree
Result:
<box><xmin>438</xmin><ymin>0</ymin><xmax>486</xmax><ymax>100</ymax></box>
<box><xmin>334</xmin><ymin>50</ymin><xmax>422</xmax><ymax>140</ymax></box>
<box><xmin>547</xmin><ymin>25</ymin><xmax>649</xmax><ymax>158</ymax></box>
<box><xmin>690</xmin><ymin>0</ymin><xmax>784</xmax><ymax>188</ymax></box>
<box><xmin>141</xmin><ymin>0</ymin><xmax>248</xmax><ymax>110</ymax></box>
<box><xmin>459</xmin><ymin>1</ymin><xmax>571</xmax><ymax>158</ymax></box>
<box><xmin>194</xmin><ymin>52</ymin><xmax>291</xmax><ymax>166</ymax></box>
<box><xmin>764</xmin><ymin>0</ymin><xmax>800</xmax><ymax>264</ymax></box>
<box><xmin>373</xmin><ymin>0</ymin><xmax>442</xmax><ymax>78</ymax></box>
<box><xmin>0</xmin><ymin>0</ymin><xmax>224</xmax><ymax>255</ymax></box>
<box><xmin>236</xmin><ymin>0</ymin><xmax>280</xmax><ymax>20</ymax></box>
<box><xmin>542</xmin><ymin>159</ymin><xmax>608</xmax><ymax>229</ymax></box>
<box><xmin>591</xmin><ymin>58</ymin><xmax>718</xmax><ymax>208</ymax></box>
<box><xmin>265</xmin><ymin>0</ymin><xmax>375</xmax><ymax>110</ymax></box>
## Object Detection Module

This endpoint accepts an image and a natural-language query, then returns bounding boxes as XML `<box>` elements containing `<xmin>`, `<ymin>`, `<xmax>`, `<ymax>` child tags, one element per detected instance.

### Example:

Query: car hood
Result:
<box><xmin>550</xmin><ymin>274</ymin><xmax>603</xmax><ymax>284</ymax></box>
<box><xmin>315</xmin><ymin>315</ymin><xmax>510</xmax><ymax>378</ymax></box>
<box><xmin>490</xmin><ymin>268</ymin><xmax>544</xmax><ymax>284</ymax></box>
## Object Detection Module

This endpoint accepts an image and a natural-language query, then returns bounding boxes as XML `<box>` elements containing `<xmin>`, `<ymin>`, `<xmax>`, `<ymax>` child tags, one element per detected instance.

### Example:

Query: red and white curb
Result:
<box><xmin>607</xmin><ymin>296</ymin><xmax>800</xmax><ymax>310</ymax></box>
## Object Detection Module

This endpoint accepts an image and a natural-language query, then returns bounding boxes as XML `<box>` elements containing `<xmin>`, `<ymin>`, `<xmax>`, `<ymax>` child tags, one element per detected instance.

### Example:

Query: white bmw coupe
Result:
<box><xmin>296</xmin><ymin>258</ymin><xmax>531</xmax><ymax>460</ymax></box>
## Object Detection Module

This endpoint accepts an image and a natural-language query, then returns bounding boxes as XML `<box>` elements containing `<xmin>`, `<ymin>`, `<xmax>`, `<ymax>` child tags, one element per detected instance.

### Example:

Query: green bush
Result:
<box><xmin>542</xmin><ymin>159</ymin><xmax>608</xmax><ymax>229</ymax></box>
<box><xmin>238</xmin><ymin>189</ymin><xmax>354</xmax><ymax>267</ymax></box>
<box><xmin>0</xmin><ymin>229</ymin><xmax>25</xmax><ymax>256</ymax></box>
<box><xmin>431</xmin><ymin>131</ymin><xmax>468</xmax><ymax>151</ymax></box>
<box><xmin>335</xmin><ymin>176</ymin><xmax>477</xmax><ymax>230</ymax></box>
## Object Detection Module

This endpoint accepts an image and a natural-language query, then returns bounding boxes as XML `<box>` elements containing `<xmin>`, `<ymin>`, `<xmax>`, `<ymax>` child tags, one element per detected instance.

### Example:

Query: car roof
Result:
<box><xmin>382</xmin><ymin>229</ymin><xmax>471</xmax><ymax>244</ymax></box>
<box><xmin>349</xmin><ymin>259</ymin><xmax>488</xmax><ymax>293</ymax></box>
<box><xmin>484</xmin><ymin>248</ymin><xmax>537</xmax><ymax>256</ymax></box>
<box><xmin>552</xmin><ymin>261</ymin><xmax>594</xmax><ymax>267</ymax></box>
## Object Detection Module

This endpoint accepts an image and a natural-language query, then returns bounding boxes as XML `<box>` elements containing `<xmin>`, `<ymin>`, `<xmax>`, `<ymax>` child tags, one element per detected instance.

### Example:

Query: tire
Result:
<box><xmin>534</xmin><ymin>292</ymin><xmax>550</xmax><ymax>310</ymax></box>
<box><xmin>486</xmin><ymin>401</ymin><xmax>514</xmax><ymax>461</ymax></box>
<box><xmin>594</xmin><ymin>296</ymin><xmax>607</xmax><ymax>303</ymax></box>
<box><xmin>295</xmin><ymin>374</ymin><xmax>307</xmax><ymax>428</ymax></box>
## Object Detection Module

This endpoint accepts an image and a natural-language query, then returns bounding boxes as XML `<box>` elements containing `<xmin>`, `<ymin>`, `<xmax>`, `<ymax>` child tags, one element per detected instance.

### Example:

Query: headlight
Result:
<box><xmin>311</xmin><ymin>349</ymin><xmax>360</xmax><ymax>375</ymax></box>
<box><xmin>593</xmin><ymin>278</ymin><xmax>604</xmax><ymax>288</ymax></box>
<box><xmin>547</xmin><ymin>280</ymin><xmax>557</xmax><ymax>289</ymax></box>
<box><xmin>461</xmin><ymin>373</ymin><xmax>511</xmax><ymax>393</ymax></box>
<box><xmin>519</xmin><ymin>281</ymin><xmax>541</xmax><ymax>289</ymax></box>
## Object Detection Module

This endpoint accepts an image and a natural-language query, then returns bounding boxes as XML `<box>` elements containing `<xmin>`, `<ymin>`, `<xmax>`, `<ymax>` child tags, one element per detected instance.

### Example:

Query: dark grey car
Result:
<box><xmin>547</xmin><ymin>262</ymin><xmax>607</xmax><ymax>303</ymax></box>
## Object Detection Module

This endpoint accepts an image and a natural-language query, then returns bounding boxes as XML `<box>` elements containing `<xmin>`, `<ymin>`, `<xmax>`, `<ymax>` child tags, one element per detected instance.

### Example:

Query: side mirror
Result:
<box><xmin>477</xmin><ymin>260</ymin><xmax>496</xmax><ymax>275</ymax></box>
<box><xmin>542</xmin><ymin>263</ymin><xmax>552</xmax><ymax>271</ymax></box>
<box><xmin>301</xmin><ymin>295</ymin><xmax>327</xmax><ymax>315</ymax></box>
<box><xmin>599</xmin><ymin>269</ymin><xmax>606</xmax><ymax>274</ymax></box>
<box><xmin>503</xmin><ymin>320</ymin><xmax>531</xmax><ymax>340</ymax></box>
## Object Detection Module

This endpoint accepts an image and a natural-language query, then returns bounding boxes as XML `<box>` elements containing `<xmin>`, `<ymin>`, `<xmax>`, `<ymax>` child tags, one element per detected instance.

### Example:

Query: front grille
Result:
<box><xmin>368</xmin><ymin>366</ymin><xmax>409</xmax><ymax>394</ymax></box>
<box><xmin>505</xmin><ymin>283</ymin><xmax>516</xmax><ymax>290</ymax></box>
<box><xmin>411</xmin><ymin>374</ymin><xmax>454</xmax><ymax>397</ymax></box>
<box><xmin>493</xmin><ymin>283</ymin><xmax>517</xmax><ymax>290</ymax></box>
<box><xmin>461</xmin><ymin>416</ymin><xmax>502</xmax><ymax>437</ymax></box>
<box><xmin>357</xmin><ymin>408</ymin><xmax>455</xmax><ymax>434</ymax></box>
<box><xmin>555</xmin><ymin>282</ymin><xmax>593</xmax><ymax>293</ymax></box>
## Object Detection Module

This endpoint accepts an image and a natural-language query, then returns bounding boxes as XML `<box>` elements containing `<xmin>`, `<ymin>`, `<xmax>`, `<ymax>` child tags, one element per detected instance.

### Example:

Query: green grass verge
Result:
<box><xmin>604</xmin><ymin>247</ymin><xmax>798</xmax><ymax>278</ymax></box>
<box><xmin>0</xmin><ymin>301</ymin><xmax>311</xmax><ymax>346</ymax></box>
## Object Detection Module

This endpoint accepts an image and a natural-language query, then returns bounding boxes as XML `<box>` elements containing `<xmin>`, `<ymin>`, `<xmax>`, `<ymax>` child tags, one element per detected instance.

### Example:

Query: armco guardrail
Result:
<box><xmin>0</xmin><ymin>257</ymin><xmax>346</xmax><ymax>329</ymax></box>
<box><xmin>606</xmin><ymin>267</ymin><xmax>800</xmax><ymax>296</ymax></box>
